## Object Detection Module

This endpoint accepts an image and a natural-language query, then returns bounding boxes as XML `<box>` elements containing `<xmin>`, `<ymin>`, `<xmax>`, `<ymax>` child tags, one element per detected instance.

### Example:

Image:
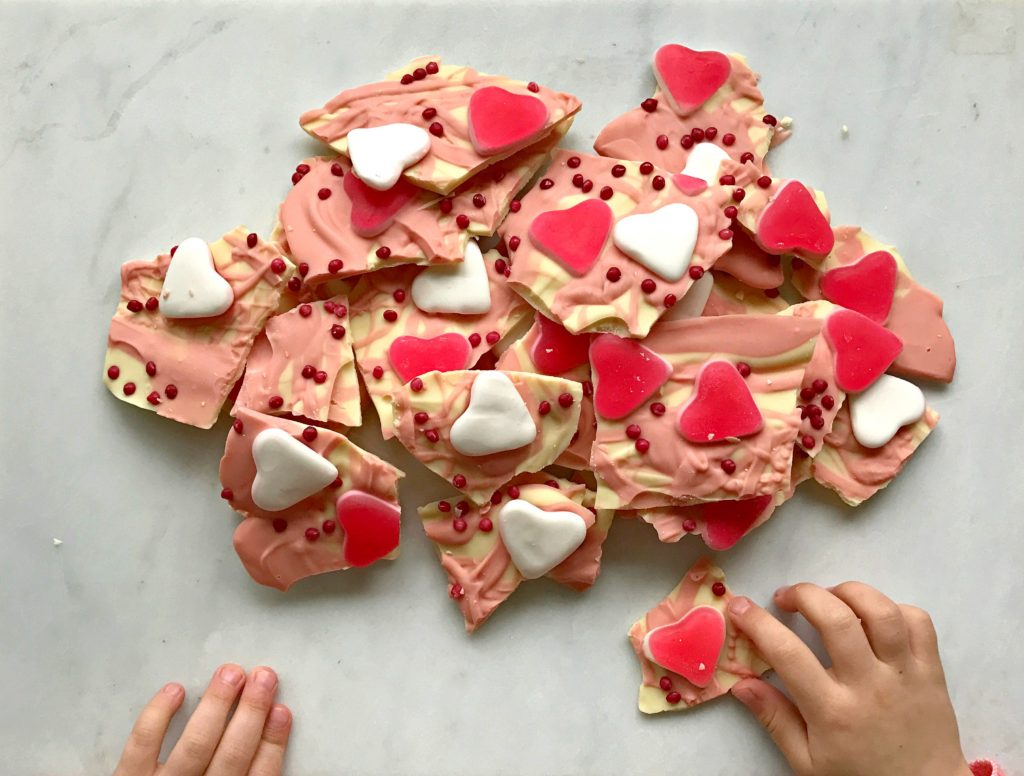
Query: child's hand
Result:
<box><xmin>727</xmin><ymin>583</ymin><xmax>972</xmax><ymax>776</ymax></box>
<box><xmin>113</xmin><ymin>664</ymin><xmax>291</xmax><ymax>776</ymax></box>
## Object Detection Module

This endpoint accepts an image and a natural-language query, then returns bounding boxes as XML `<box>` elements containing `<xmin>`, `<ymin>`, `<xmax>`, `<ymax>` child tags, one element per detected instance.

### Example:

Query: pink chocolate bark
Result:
<box><xmin>233</xmin><ymin>295</ymin><xmax>359</xmax><ymax>427</ymax></box>
<box><xmin>629</xmin><ymin>557</ymin><xmax>769</xmax><ymax>713</ymax></box>
<box><xmin>700</xmin><ymin>271</ymin><xmax>789</xmax><ymax>316</ymax></box>
<box><xmin>103</xmin><ymin>227</ymin><xmax>292</xmax><ymax>429</ymax></box>
<box><xmin>221</xmin><ymin>409</ymin><xmax>404</xmax><ymax>590</ymax></box>
<box><xmin>300</xmin><ymin>57</ymin><xmax>581</xmax><ymax>194</ymax></box>
<box><xmin>594</xmin><ymin>47</ymin><xmax>776</xmax><ymax>172</ymax></box>
<box><xmin>501</xmin><ymin>149</ymin><xmax>733</xmax><ymax>337</ymax></box>
<box><xmin>713</xmin><ymin>227</ymin><xmax>784</xmax><ymax>290</ymax></box>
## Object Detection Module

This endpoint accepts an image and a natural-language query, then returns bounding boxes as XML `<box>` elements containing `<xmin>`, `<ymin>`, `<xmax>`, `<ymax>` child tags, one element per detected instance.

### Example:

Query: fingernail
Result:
<box><xmin>161</xmin><ymin>682</ymin><xmax>183</xmax><ymax>697</ymax></box>
<box><xmin>219</xmin><ymin>665</ymin><xmax>244</xmax><ymax>686</ymax></box>
<box><xmin>267</xmin><ymin>704</ymin><xmax>291</xmax><ymax>730</ymax></box>
<box><xmin>728</xmin><ymin>596</ymin><xmax>752</xmax><ymax>615</ymax></box>
<box><xmin>254</xmin><ymin>668</ymin><xmax>277</xmax><ymax>690</ymax></box>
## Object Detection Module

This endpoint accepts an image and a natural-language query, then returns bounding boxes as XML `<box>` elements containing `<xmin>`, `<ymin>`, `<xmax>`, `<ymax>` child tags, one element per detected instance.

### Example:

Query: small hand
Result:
<box><xmin>727</xmin><ymin>583</ymin><xmax>972</xmax><ymax>776</ymax></box>
<box><xmin>113</xmin><ymin>664</ymin><xmax>291</xmax><ymax>776</ymax></box>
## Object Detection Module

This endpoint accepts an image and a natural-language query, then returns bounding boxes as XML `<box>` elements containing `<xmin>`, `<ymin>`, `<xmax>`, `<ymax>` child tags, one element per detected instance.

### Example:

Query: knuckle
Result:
<box><xmin>129</xmin><ymin>722</ymin><xmax>162</xmax><ymax>750</ymax></box>
<box><xmin>217</xmin><ymin>741</ymin><xmax>253</xmax><ymax>771</ymax></box>
<box><xmin>178</xmin><ymin>733</ymin><xmax>213</xmax><ymax>765</ymax></box>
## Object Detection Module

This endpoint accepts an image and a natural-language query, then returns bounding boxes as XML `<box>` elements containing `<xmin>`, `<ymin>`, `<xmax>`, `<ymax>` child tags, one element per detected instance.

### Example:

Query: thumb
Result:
<box><xmin>732</xmin><ymin>678</ymin><xmax>811</xmax><ymax>774</ymax></box>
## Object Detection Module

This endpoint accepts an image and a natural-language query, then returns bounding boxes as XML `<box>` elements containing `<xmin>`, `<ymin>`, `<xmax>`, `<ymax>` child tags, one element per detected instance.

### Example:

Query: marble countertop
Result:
<box><xmin>2</xmin><ymin>2</ymin><xmax>1022</xmax><ymax>774</ymax></box>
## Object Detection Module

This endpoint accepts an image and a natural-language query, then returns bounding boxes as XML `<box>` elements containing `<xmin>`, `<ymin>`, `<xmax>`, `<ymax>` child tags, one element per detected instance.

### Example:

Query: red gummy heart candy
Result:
<box><xmin>388</xmin><ymin>333</ymin><xmax>472</xmax><ymax>383</ymax></box>
<box><xmin>531</xmin><ymin>314</ymin><xmax>592</xmax><ymax>375</ymax></box>
<box><xmin>590</xmin><ymin>334</ymin><xmax>671</xmax><ymax>420</ymax></box>
<box><xmin>468</xmin><ymin>86</ymin><xmax>549</xmax><ymax>156</ymax></box>
<box><xmin>672</xmin><ymin>173</ymin><xmax>709</xmax><ymax>196</ymax></box>
<box><xmin>529</xmin><ymin>199</ymin><xmax>613</xmax><ymax>276</ymax></box>
<box><xmin>755</xmin><ymin>180</ymin><xmax>835</xmax><ymax>259</ymax></box>
<box><xmin>824</xmin><ymin>309</ymin><xmax>904</xmax><ymax>392</ymax></box>
<box><xmin>344</xmin><ymin>171</ymin><xmax>418</xmax><ymax>238</ymax></box>
<box><xmin>679</xmin><ymin>360</ymin><xmax>763</xmax><ymax>443</ymax></box>
<box><xmin>820</xmin><ymin>251</ymin><xmax>899</xmax><ymax>324</ymax></box>
<box><xmin>644</xmin><ymin>605</ymin><xmax>726</xmax><ymax>688</ymax></box>
<box><xmin>337</xmin><ymin>490</ymin><xmax>401</xmax><ymax>567</ymax></box>
<box><xmin>698</xmin><ymin>495</ymin><xmax>774</xmax><ymax>550</ymax></box>
<box><xmin>653</xmin><ymin>44</ymin><xmax>732</xmax><ymax>116</ymax></box>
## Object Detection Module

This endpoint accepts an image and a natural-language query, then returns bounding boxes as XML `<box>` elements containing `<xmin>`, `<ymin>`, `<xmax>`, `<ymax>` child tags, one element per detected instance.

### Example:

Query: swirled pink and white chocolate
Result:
<box><xmin>220</xmin><ymin>409</ymin><xmax>404</xmax><ymax>590</ymax></box>
<box><xmin>391</xmin><ymin>369</ymin><xmax>582</xmax><ymax>504</ymax></box>
<box><xmin>501</xmin><ymin>149</ymin><xmax>733</xmax><ymax>337</ymax></box>
<box><xmin>594</xmin><ymin>45</ymin><xmax>777</xmax><ymax>174</ymax></box>
<box><xmin>300</xmin><ymin>57</ymin><xmax>581</xmax><ymax>194</ymax></box>
<box><xmin>348</xmin><ymin>244</ymin><xmax>532</xmax><ymax>437</ymax></box>
<box><xmin>102</xmin><ymin>227</ymin><xmax>293</xmax><ymax>429</ymax></box>
<box><xmin>419</xmin><ymin>476</ymin><xmax>613</xmax><ymax>632</ymax></box>
<box><xmin>630</xmin><ymin>557</ymin><xmax>769</xmax><ymax>713</ymax></box>
<box><xmin>233</xmin><ymin>295</ymin><xmax>360</xmax><ymax>427</ymax></box>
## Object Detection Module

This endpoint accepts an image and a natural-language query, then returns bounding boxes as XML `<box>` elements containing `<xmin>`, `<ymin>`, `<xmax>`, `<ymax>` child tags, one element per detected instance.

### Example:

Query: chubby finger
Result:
<box><xmin>247</xmin><ymin>704</ymin><xmax>293</xmax><ymax>776</ymax></box>
<box><xmin>726</xmin><ymin>596</ymin><xmax>832</xmax><ymax>709</ymax></box>
<box><xmin>774</xmin><ymin>583</ymin><xmax>875</xmax><ymax>677</ymax></box>
<box><xmin>206</xmin><ymin>667</ymin><xmax>279</xmax><ymax>776</ymax></box>
<box><xmin>114</xmin><ymin>682</ymin><xmax>185</xmax><ymax>775</ymax></box>
<box><xmin>829</xmin><ymin>582</ymin><xmax>909</xmax><ymax>663</ymax></box>
<box><xmin>731</xmin><ymin>678</ymin><xmax>811</xmax><ymax>774</ymax></box>
<box><xmin>163</xmin><ymin>664</ymin><xmax>246</xmax><ymax>776</ymax></box>
<box><xmin>899</xmin><ymin>604</ymin><xmax>942</xmax><ymax>665</ymax></box>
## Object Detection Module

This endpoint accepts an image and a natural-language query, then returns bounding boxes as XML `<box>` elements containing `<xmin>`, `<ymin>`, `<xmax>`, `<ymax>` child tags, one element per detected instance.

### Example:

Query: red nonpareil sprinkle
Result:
<box><xmin>666</xmin><ymin>691</ymin><xmax>682</xmax><ymax>704</ymax></box>
<box><xmin>509</xmin><ymin>199</ymin><xmax>522</xmax><ymax>213</ymax></box>
<box><xmin>438</xmin><ymin>500</ymin><xmax>452</xmax><ymax>513</ymax></box>
<box><xmin>302</xmin><ymin>426</ymin><xmax>318</xmax><ymax>442</ymax></box>
<box><xmin>456</xmin><ymin>214</ymin><xmax>470</xmax><ymax>229</ymax></box>
<box><xmin>164</xmin><ymin>385</ymin><xmax>178</xmax><ymax>399</ymax></box>
<box><xmin>221</xmin><ymin>487</ymin><xmax>234</xmax><ymax>500</ymax></box>
<box><xmin>681</xmin><ymin>135</ymin><xmax>694</xmax><ymax>150</ymax></box>
<box><xmin>508</xmin><ymin>236</ymin><xmax>521</xmax><ymax>251</ymax></box>
<box><xmin>413</xmin><ymin>67</ymin><xmax>427</xmax><ymax>80</ymax></box>
<box><xmin>641</xmin><ymin>98</ymin><xmax>658</xmax><ymax>112</ymax></box>
<box><xmin>383</xmin><ymin>309</ymin><xmax>398</xmax><ymax>322</ymax></box>
<box><xmin>606</xmin><ymin>267</ymin><xmax>622</xmax><ymax>282</ymax></box>
<box><xmin>721</xmin><ymin>458</ymin><xmax>737</xmax><ymax>474</ymax></box>
<box><xmin>494</xmin><ymin>258</ymin><xmax>508</xmax><ymax>276</ymax></box>
<box><xmin>288</xmin><ymin>276</ymin><xmax>302</xmax><ymax>292</ymax></box>
<box><xmin>802</xmin><ymin>434</ymin><xmax>815</xmax><ymax>449</ymax></box>
<box><xmin>424</xmin><ymin>429</ymin><xmax>440</xmax><ymax>443</ymax></box>
<box><xmin>272</xmin><ymin>518</ymin><xmax>287</xmax><ymax>533</ymax></box>
<box><xmin>712</xmin><ymin>581</ymin><xmax>727</xmax><ymax>596</ymax></box>
<box><xmin>331</xmin><ymin>324</ymin><xmax>346</xmax><ymax>339</ymax></box>
<box><xmin>452</xmin><ymin>474</ymin><xmax>467</xmax><ymax>488</ymax></box>
<box><xmin>410</xmin><ymin>377</ymin><xmax>424</xmax><ymax>392</ymax></box>
<box><xmin>145</xmin><ymin>361</ymin><xmax>157</xmax><ymax>376</ymax></box>
<box><xmin>719</xmin><ymin>228</ymin><xmax>734</xmax><ymax>240</ymax></box>
<box><xmin>297</xmin><ymin>262</ymin><xmax>310</xmax><ymax>277</ymax></box>
<box><xmin>421</xmin><ymin>107</ymin><xmax>437</xmax><ymax>121</ymax></box>
<box><xmin>652</xmin><ymin>175</ymin><xmax>665</xmax><ymax>190</ymax></box>
<box><xmin>123</xmin><ymin>382</ymin><xmax>136</xmax><ymax>396</ymax></box>
<box><xmin>567</xmin><ymin>156</ymin><xmax>582</xmax><ymax>168</ymax></box>
<box><xmin>724</xmin><ymin>205</ymin><xmax>738</xmax><ymax>219</ymax></box>
<box><xmin>305</xmin><ymin>527</ymin><xmax>320</xmax><ymax>542</ymax></box>
<box><xmin>558</xmin><ymin>392</ymin><xmax>574</xmax><ymax>408</ymax></box>
<box><xmin>812</xmin><ymin>379</ymin><xmax>829</xmax><ymax>394</ymax></box>
<box><xmin>317</xmin><ymin>187</ymin><xmax>332</xmax><ymax>201</ymax></box>
<box><xmin>472</xmin><ymin>193</ymin><xmax>486</xmax><ymax>208</ymax></box>
<box><xmin>810</xmin><ymin>415</ymin><xmax>825</xmax><ymax>430</ymax></box>
<box><xmin>538</xmin><ymin>400</ymin><xmax>552</xmax><ymax>415</ymax></box>
<box><xmin>372</xmin><ymin>365</ymin><xmax>385</xmax><ymax>380</ymax></box>
<box><xmin>485</xmin><ymin>330</ymin><xmax>500</xmax><ymax>345</ymax></box>
<box><xmin>719</xmin><ymin>174</ymin><xmax>736</xmax><ymax>186</ymax></box>
<box><xmin>301</xmin><ymin>364</ymin><xmax>316</xmax><ymax>379</ymax></box>
<box><xmin>375</xmin><ymin>246</ymin><xmax>391</xmax><ymax>259</ymax></box>
<box><xmin>106</xmin><ymin>365</ymin><xmax>120</xmax><ymax>380</ymax></box>
<box><xmin>439</xmin><ymin>197</ymin><xmax>454</xmax><ymax>215</ymax></box>
<box><xmin>705</xmin><ymin>127</ymin><xmax>718</xmax><ymax>140</ymax></box>
<box><xmin>453</xmin><ymin>518</ymin><xmax>468</xmax><ymax>533</ymax></box>
<box><xmin>246</xmin><ymin>232</ymin><xmax>258</xmax><ymax>249</ymax></box>
<box><xmin>800</xmin><ymin>405</ymin><xmax>811</xmax><ymax>420</ymax></box>
<box><xmin>765</xmin><ymin>288</ymin><xmax>780</xmax><ymax>298</ymax></box>
<box><xmin>425</xmin><ymin>61</ymin><xmax>439</xmax><ymax>74</ymax></box>
<box><xmin>639</xmin><ymin>161</ymin><xmax>654</xmax><ymax>175</ymax></box>
<box><xmin>732</xmin><ymin>188</ymin><xmax>746</xmax><ymax>202</ymax></box>
<box><xmin>545</xmin><ymin>479</ymin><xmax>560</xmax><ymax>489</ymax></box>
<box><xmin>296</xmin><ymin>163</ymin><xmax>311</xmax><ymax>174</ymax></box>
<box><xmin>736</xmin><ymin>362</ymin><xmax>752</xmax><ymax>377</ymax></box>
<box><xmin>635</xmin><ymin>438</ymin><xmax>650</xmax><ymax>453</ymax></box>
<box><xmin>489</xmin><ymin>490</ymin><xmax>502</xmax><ymax>506</ymax></box>
<box><xmin>656</xmin><ymin>134</ymin><xmax>669</xmax><ymax>150</ymax></box>
<box><xmin>800</xmin><ymin>387</ymin><xmax>816</xmax><ymax>401</ymax></box>
<box><xmin>233</xmin><ymin>419</ymin><xmax>244</xmax><ymax>433</ymax></box>
<box><xmin>400</xmin><ymin>74</ymin><xmax>414</xmax><ymax>85</ymax></box>
<box><xmin>388</xmin><ymin>289</ymin><xmax>405</xmax><ymax>305</ymax></box>
<box><xmin>611</xmin><ymin>164</ymin><xmax>626</xmax><ymax>177</ymax></box>
<box><xmin>572</xmin><ymin>173</ymin><xmax>585</xmax><ymax>188</ymax></box>
<box><xmin>763</xmin><ymin>114</ymin><xmax>778</xmax><ymax>126</ymax></box>
<box><xmin>507</xmin><ymin>485</ymin><xmax>521</xmax><ymax>499</ymax></box>
<box><xmin>145</xmin><ymin>296</ymin><xmax>159</xmax><ymax>311</ymax></box>
<box><xmin>757</xmin><ymin>175</ymin><xmax>772</xmax><ymax>189</ymax></box>
<box><xmin>740</xmin><ymin>151</ymin><xmax>755</xmax><ymax>163</ymax></box>
<box><xmin>582</xmin><ymin>180</ymin><xmax>595</xmax><ymax>194</ymax></box>
<box><xmin>329</xmin><ymin>162</ymin><xmax>344</xmax><ymax>177</ymax></box>
<box><xmin>450</xmin><ymin>583</ymin><xmax>464</xmax><ymax>599</ymax></box>
<box><xmin>146</xmin><ymin>391</ymin><xmax>161</xmax><ymax>405</ymax></box>
<box><xmin>821</xmin><ymin>394</ymin><xmax>835</xmax><ymax>410</ymax></box>
<box><xmin>429</xmin><ymin>122</ymin><xmax>444</xmax><ymax>137</ymax></box>
<box><xmin>126</xmin><ymin>300</ymin><xmax>143</xmax><ymax>313</ymax></box>
<box><xmin>291</xmin><ymin>172</ymin><xmax>304</xmax><ymax>185</ymax></box>
<box><xmin>539</xmin><ymin>178</ymin><xmax>554</xmax><ymax>189</ymax></box>
<box><xmin>330</xmin><ymin>477</ymin><xmax>343</xmax><ymax>489</ymax></box>
<box><xmin>298</xmin><ymin>304</ymin><xmax>312</xmax><ymax>318</ymax></box>
<box><xmin>456</xmin><ymin>500</ymin><xmax>470</xmax><ymax>514</ymax></box>
<box><xmin>682</xmin><ymin>518</ymin><xmax>697</xmax><ymax>532</ymax></box>
<box><xmin>322</xmin><ymin>519</ymin><xmax>336</xmax><ymax>534</ymax></box>
<box><xmin>600</xmin><ymin>185</ymin><xmax>613</xmax><ymax>200</ymax></box>
<box><xmin>468</xmin><ymin>332</ymin><xmax>482</xmax><ymax>347</ymax></box>
<box><xmin>626</xmin><ymin>424</ymin><xmax>642</xmax><ymax>439</ymax></box>
<box><xmin>641</xmin><ymin>278</ymin><xmax>657</xmax><ymax>294</ymax></box>
<box><xmin>479</xmin><ymin>517</ymin><xmax>494</xmax><ymax>532</ymax></box>
<box><xmin>690</xmin><ymin>127</ymin><xmax>705</xmax><ymax>143</ymax></box>
<box><xmin>650</xmin><ymin>402</ymin><xmax>666</xmax><ymax>416</ymax></box>
<box><xmin>688</xmin><ymin>266</ymin><xmax>705</xmax><ymax>280</ymax></box>
<box><xmin>269</xmin><ymin>395</ymin><xmax>284</xmax><ymax>409</ymax></box>
<box><xmin>659</xmin><ymin>677</ymin><xmax>673</xmax><ymax>691</ymax></box>
<box><xmin>270</xmin><ymin>258</ymin><xmax>287</xmax><ymax>274</ymax></box>
<box><xmin>722</xmin><ymin>132</ymin><xmax>736</xmax><ymax>146</ymax></box>
<box><xmin>582</xmin><ymin>380</ymin><xmax>593</xmax><ymax>397</ymax></box>
<box><xmin>414</xmin><ymin>411</ymin><xmax>429</xmax><ymax>425</ymax></box>
<box><xmin>328</xmin><ymin>259</ymin><xmax>343</xmax><ymax>274</ymax></box>
<box><xmin>527</xmin><ymin>81</ymin><xmax>540</xmax><ymax>92</ymax></box>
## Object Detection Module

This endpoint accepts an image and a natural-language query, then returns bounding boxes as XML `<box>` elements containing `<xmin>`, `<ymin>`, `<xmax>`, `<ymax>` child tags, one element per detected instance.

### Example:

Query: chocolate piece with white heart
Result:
<box><xmin>612</xmin><ymin>203</ymin><xmax>699</xmax><ymax>282</ymax></box>
<box><xmin>411</xmin><ymin>240</ymin><xmax>492</xmax><ymax>315</ymax></box>
<box><xmin>449</xmin><ymin>372</ymin><xmax>538</xmax><ymax>456</ymax></box>
<box><xmin>346</xmin><ymin>123</ymin><xmax>431</xmax><ymax>191</ymax></box>
<box><xmin>849</xmin><ymin>374</ymin><xmax>926</xmax><ymax>449</ymax></box>
<box><xmin>498</xmin><ymin>498</ymin><xmax>587</xmax><ymax>579</ymax></box>
<box><xmin>159</xmin><ymin>237</ymin><xmax>235</xmax><ymax>319</ymax></box>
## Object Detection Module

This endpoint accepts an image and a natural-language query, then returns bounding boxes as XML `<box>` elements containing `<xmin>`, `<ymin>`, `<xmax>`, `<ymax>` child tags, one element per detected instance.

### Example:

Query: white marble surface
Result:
<box><xmin>2</xmin><ymin>2</ymin><xmax>1023</xmax><ymax>774</ymax></box>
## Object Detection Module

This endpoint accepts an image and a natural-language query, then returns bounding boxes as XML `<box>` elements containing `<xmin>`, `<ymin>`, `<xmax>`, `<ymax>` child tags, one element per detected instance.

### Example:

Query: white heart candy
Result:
<box><xmin>849</xmin><ymin>374</ymin><xmax>926</xmax><ymax>449</ymax></box>
<box><xmin>680</xmin><ymin>142</ymin><xmax>731</xmax><ymax>184</ymax></box>
<box><xmin>347</xmin><ymin>123</ymin><xmax>431</xmax><ymax>191</ymax></box>
<box><xmin>497</xmin><ymin>498</ymin><xmax>587</xmax><ymax>579</ymax></box>
<box><xmin>159</xmin><ymin>237</ymin><xmax>234</xmax><ymax>319</ymax></box>
<box><xmin>411</xmin><ymin>240</ymin><xmax>492</xmax><ymax>315</ymax></box>
<box><xmin>613</xmin><ymin>203</ymin><xmax>699</xmax><ymax>281</ymax></box>
<box><xmin>662</xmin><ymin>269</ymin><xmax>714</xmax><ymax>321</ymax></box>
<box><xmin>250</xmin><ymin>428</ymin><xmax>338</xmax><ymax>512</ymax></box>
<box><xmin>449</xmin><ymin>372</ymin><xmax>537</xmax><ymax>456</ymax></box>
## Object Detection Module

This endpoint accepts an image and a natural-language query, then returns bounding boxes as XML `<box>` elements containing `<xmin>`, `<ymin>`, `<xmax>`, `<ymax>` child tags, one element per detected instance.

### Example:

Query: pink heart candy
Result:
<box><xmin>388</xmin><ymin>333</ymin><xmax>472</xmax><ymax>383</ymax></box>
<box><xmin>678</xmin><ymin>360</ymin><xmax>763</xmax><ymax>443</ymax></box>
<box><xmin>820</xmin><ymin>251</ymin><xmax>899</xmax><ymax>324</ymax></box>
<box><xmin>468</xmin><ymin>86</ymin><xmax>550</xmax><ymax>156</ymax></box>
<box><xmin>529</xmin><ymin>199</ymin><xmax>614</xmax><ymax>276</ymax></box>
